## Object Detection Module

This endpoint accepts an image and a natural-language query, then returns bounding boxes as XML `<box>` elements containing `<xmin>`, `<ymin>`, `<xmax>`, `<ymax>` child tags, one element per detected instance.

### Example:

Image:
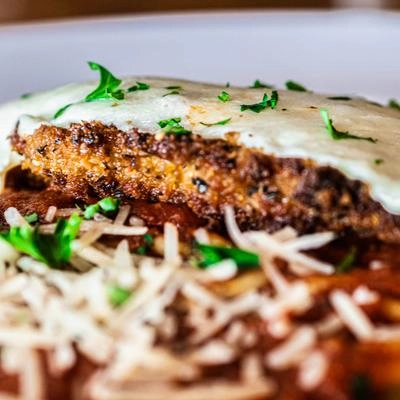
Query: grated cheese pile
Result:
<box><xmin>0</xmin><ymin>205</ymin><xmax>395</xmax><ymax>400</ymax></box>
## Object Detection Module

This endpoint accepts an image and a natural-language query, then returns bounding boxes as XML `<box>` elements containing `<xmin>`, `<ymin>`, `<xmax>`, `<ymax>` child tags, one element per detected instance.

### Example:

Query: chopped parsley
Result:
<box><xmin>285</xmin><ymin>80</ymin><xmax>308</xmax><ymax>92</ymax></box>
<box><xmin>327</xmin><ymin>96</ymin><xmax>352</xmax><ymax>101</ymax></box>
<box><xmin>163</xmin><ymin>90</ymin><xmax>181</xmax><ymax>97</ymax></box>
<box><xmin>84</xmin><ymin>197</ymin><xmax>121</xmax><ymax>220</ymax></box>
<box><xmin>20</xmin><ymin>93</ymin><xmax>33</xmax><ymax>99</ymax></box>
<box><xmin>240</xmin><ymin>91</ymin><xmax>279</xmax><ymax>113</ymax></box>
<box><xmin>196</xmin><ymin>243</ymin><xmax>260</xmax><ymax>269</ymax></box>
<box><xmin>163</xmin><ymin>86</ymin><xmax>182</xmax><ymax>97</ymax></box>
<box><xmin>251</xmin><ymin>79</ymin><xmax>273</xmax><ymax>89</ymax></box>
<box><xmin>200</xmin><ymin>117</ymin><xmax>232</xmax><ymax>127</ymax></box>
<box><xmin>127</xmin><ymin>81</ymin><xmax>150</xmax><ymax>92</ymax></box>
<box><xmin>136</xmin><ymin>233</ymin><xmax>154</xmax><ymax>255</ymax></box>
<box><xmin>389</xmin><ymin>99</ymin><xmax>400</xmax><ymax>110</ymax></box>
<box><xmin>218</xmin><ymin>91</ymin><xmax>231</xmax><ymax>103</ymax></box>
<box><xmin>85</xmin><ymin>61</ymin><xmax>124</xmax><ymax>102</ymax></box>
<box><xmin>53</xmin><ymin>103</ymin><xmax>73</xmax><ymax>119</ymax></box>
<box><xmin>320</xmin><ymin>109</ymin><xmax>377</xmax><ymax>143</ymax></box>
<box><xmin>225</xmin><ymin>82</ymin><xmax>231</xmax><ymax>88</ymax></box>
<box><xmin>374</xmin><ymin>158</ymin><xmax>384</xmax><ymax>165</ymax></box>
<box><xmin>54</xmin><ymin>61</ymin><xmax>124</xmax><ymax>118</ymax></box>
<box><xmin>24</xmin><ymin>213</ymin><xmax>39</xmax><ymax>224</ymax></box>
<box><xmin>158</xmin><ymin>117</ymin><xmax>191</xmax><ymax>136</ymax></box>
<box><xmin>336</xmin><ymin>246</ymin><xmax>357</xmax><ymax>274</ymax></box>
<box><xmin>107</xmin><ymin>285</ymin><xmax>132</xmax><ymax>307</ymax></box>
<box><xmin>0</xmin><ymin>213</ymin><xmax>82</xmax><ymax>268</ymax></box>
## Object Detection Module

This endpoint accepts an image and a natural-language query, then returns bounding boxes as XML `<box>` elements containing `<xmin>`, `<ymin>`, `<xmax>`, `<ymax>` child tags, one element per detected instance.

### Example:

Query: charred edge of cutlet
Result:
<box><xmin>10</xmin><ymin>121</ymin><xmax>400</xmax><ymax>243</ymax></box>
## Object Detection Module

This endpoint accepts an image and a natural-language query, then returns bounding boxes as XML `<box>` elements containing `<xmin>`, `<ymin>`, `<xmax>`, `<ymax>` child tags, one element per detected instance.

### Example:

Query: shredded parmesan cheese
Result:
<box><xmin>330</xmin><ymin>289</ymin><xmax>375</xmax><ymax>341</ymax></box>
<box><xmin>0</xmin><ymin>205</ymin><xmax>381</xmax><ymax>399</ymax></box>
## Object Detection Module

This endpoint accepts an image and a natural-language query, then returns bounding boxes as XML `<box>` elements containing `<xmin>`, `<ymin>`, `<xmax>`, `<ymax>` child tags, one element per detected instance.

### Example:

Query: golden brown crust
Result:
<box><xmin>12</xmin><ymin>122</ymin><xmax>400</xmax><ymax>242</ymax></box>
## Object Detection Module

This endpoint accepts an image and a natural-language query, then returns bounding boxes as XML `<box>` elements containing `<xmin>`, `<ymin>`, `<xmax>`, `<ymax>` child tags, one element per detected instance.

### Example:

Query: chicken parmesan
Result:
<box><xmin>0</xmin><ymin>62</ymin><xmax>399</xmax><ymax>399</ymax></box>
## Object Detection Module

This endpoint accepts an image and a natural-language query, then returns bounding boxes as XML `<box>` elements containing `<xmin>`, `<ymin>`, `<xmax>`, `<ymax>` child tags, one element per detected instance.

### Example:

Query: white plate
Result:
<box><xmin>0</xmin><ymin>10</ymin><xmax>399</xmax><ymax>103</ymax></box>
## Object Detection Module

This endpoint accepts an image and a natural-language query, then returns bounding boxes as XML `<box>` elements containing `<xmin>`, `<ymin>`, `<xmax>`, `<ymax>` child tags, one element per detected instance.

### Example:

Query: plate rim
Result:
<box><xmin>1</xmin><ymin>8</ymin><xmax>399</xmax><ymax>33</ymax></box>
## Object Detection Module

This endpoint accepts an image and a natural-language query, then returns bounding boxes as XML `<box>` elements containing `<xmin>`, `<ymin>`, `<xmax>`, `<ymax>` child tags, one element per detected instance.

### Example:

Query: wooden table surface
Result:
<box><xmin>0</xmin><ymin>0</ymin><xmax>398</xmax><ymax>24</ymax></box>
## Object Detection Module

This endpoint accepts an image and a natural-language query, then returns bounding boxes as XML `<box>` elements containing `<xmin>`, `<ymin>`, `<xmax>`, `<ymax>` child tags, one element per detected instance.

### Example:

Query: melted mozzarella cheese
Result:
<box><xmin>0</xmin><ymin>78</ymin><xmax>400</xmax><ymax>213</ymax></box>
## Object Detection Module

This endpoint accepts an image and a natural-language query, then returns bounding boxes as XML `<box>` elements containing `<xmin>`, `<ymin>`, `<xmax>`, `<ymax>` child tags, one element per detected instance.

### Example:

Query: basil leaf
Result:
<box><xmin>84</xmin><ymin>197</ymin><xmax>120</xmax><ymax>220</ymax></box>
<box><xmin>107</xmin><ymin>285</ymin><xmax>132</xmax><ymax>307</ymax></box>
<box><xmin>200</xmin><ymin>117</ymin><xmax>232</xmax><ymax>127</ymax></box>
<box><xmin>218</xmin><ymin>91</ymin><xmax>231</xmax><ymax>103</ymax></box>
<box><xmin>285</xmin><ymin>80</ymin><xmax>308</xmax><ymax>92</ymax></box>
<box><xmin>158</xmin><ymin>117</ymin><xmax>191</xmax><ymax>136</ymax></box>
<box><xmin>251</xmin><ymin>79</ymin><xmax>273</xmax><ymax>89</ymax></box>
<box><xmin>241</xmin><ymin>91</ymin><xmax>279</xmax><ymax>113</ymax></box>
<box><xmin>374</xmin><ymin>158</ymin><xmax>384</xmax><ymax>165</ymax></box>
<box><xmin>85</xmin><ymin>61</ymin><xmax>124</xmax><ymax>102</ymax></box>
<box><xmin>320</xmin><ymin>109</ymin><xmax>377</xmax><ymax>143</ymax></box>
<box><xmin>127</xmin><ymin>82</ymin><xmax>150</xmax><ymax>92</ymax></box>
<box><xmin>196</xmin><ymin>243</ymin><xmax>260</xmax><ymax>269</ymax></box>
<box><xmin>1</xmin><ymin>213</ymin><xmax>82</xmax><ymax>268</ymax></box>
<box><xmin>165</xmin><ymin>86</ymin><xmax>182</xmax><ymax>90</ymax></box>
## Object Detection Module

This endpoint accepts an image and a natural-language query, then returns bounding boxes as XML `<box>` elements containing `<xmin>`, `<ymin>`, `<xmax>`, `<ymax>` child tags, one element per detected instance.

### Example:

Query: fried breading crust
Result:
<box><xmin>11</xmin><ymin>122</ymin><xmax>400</xmax><ymax>243</ymax></box>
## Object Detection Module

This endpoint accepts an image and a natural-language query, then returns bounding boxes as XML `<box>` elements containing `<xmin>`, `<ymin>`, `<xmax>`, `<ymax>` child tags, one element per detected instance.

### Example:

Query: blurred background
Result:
<box><xmin>0</xmin><ymin>0</ymin><xmax>399</xmax><ymax>24</ymax></box>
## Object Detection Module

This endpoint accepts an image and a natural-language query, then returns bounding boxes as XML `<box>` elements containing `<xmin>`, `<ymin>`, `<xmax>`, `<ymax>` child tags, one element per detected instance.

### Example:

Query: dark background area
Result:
<box><xmin>0</xmin><ymin>0</ymin><xmax>399</xmax><ymax>24</ymax></box>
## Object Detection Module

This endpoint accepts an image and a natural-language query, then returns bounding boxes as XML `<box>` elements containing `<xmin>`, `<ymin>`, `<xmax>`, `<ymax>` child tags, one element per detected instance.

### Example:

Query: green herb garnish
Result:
<box><xmin>200</xmin><ymin>117</ymin><xmax>232</xmax><ymax>127</ymax></box>
<box><xmin>54</xmin><ymin>103</ymin><xmax>73</xmax><ymax>119</ymax></box>
<box><xmin>20</xmin><ymin>93</ymin><xmax>33</xmax><ymax>99</ymax></box>
<box><xmin>241</xmin><ymin>91</ymin><xmax>279</xmax><ymax>113</ymax></box>
<box><xmin>1</xmin><ymin>213</ymin><xmax>81</xmax><ymax>268</ymax></box>
<box><xmin>107</xmin><ymin>285</ymin><xmax>132</xmax><ymax>307</ymax></box>
<box><xmin>336</xmin><ymin>246</ymin><xmax>357</xmax><ymax>274</ymax></box>
<box><xmin>285</xmin><ymin>80</ymin><xmax>308</xmax><ymax>92</ymax></box>
<box><xmin>327</xmin><ymin>96</ymin><xmax>352</xmax><ymax>101</ymax></box>
<box><xmin>388</xmin><ymin>99</ymin><xmax>400</xmax><ymax>110</ymax></box>
<box><xmin>163</xmin><ymin>86</ymin><xmax>182</xmax><ymax>97</ymax></box>
<box><xmin>196</xmin><ymin>243</ymin><xmax>259</xmax><ymax>269</ymax></box>
<box><xmin>158</xmin><ymin>117</ymin><xmax>191</xmax><ymax>136</ymax></box>
<box><xmin>163</xmin><ymin>90</ymin><xmax>180</xmax><ymax>97</ymax></box>
<box><xmin>225</xmin><ymin>82</ymin><xmax>230</xmax><ymax>88</ymax></box>
<box><xmin>54</xmin><ymin>62</ymin><xmax>124</xmax><ymax>118</ymax></box>
<box><xmin>251</xmin><ymin>79</ymin><xmax>273</xmax><ymax>89</ymax></box>
<box><xmin>269</xmin><ymin>90</ymin><xmax>279</xmax><ymax>109</ymax></box>
<box><xmin>218</xmin><ymin>91</ymin><xmax>231</xmax><ymax>103</ymax></box>
<box><xmin>320</xmin><ymin>109</ymin><xmax>377</xmax><ymax>143</ymax></box>
<box><xmin>84</xmin><ymin>197</ymin><xmax>121</xmax><ymax>220</ymax></box>
<box><xmin>127</xmin><ymin>82</ymin><xmax>150</xmax><ymax>92</ymax></box>
<box><xmin>85</xmin><ymin>61</ymin><xmax>124</xmax><ymax>102</ymax></box>
<box><xmin>24</xmin><ymin>213</ymin><xmax>39</xmax><ymax>224</ymax></box>
<box><xmin>374</xmin><ymin>158</ymin><xmax>384</xmax><ymax>165</ymax></box>
<box><xmin>136</xmin><ymin>233</ymin><xmax>153</xmax><ymax>255</ymax></box>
